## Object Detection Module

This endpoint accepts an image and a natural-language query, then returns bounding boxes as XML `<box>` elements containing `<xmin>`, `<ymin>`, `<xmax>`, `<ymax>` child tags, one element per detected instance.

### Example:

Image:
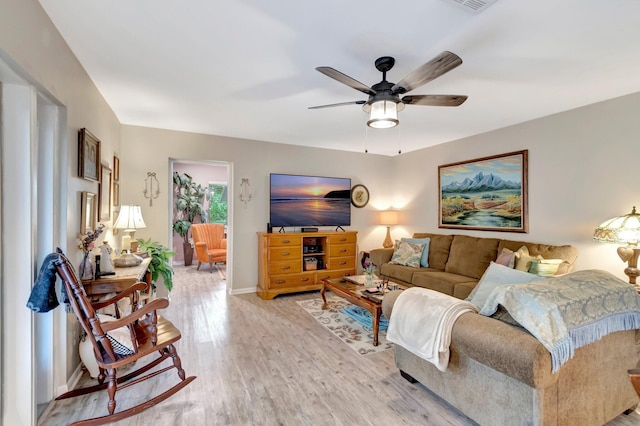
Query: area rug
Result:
<box><xmin>297</xmin><ymin>295</ymin><xmax>393</xmax><ymax>355</ymax></box>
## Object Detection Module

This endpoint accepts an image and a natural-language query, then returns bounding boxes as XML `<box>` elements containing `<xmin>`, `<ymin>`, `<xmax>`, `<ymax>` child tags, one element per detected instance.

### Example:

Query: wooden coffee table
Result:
<box><xmin>320</xmin><ymin>277</ymin><xmax>403</xmax><ymax>346</ymax></box>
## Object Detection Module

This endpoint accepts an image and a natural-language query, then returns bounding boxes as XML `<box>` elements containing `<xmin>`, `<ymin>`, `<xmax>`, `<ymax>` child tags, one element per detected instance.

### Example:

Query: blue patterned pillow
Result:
<box><xmin>390</xmin><ymin>240</ymin><xmax>425</xmax><ymax>268</ymax></box>
<box><xmin>401</xmin><ymin>237</ymin><xmax>430</xmax><ymax>267</ymax></box>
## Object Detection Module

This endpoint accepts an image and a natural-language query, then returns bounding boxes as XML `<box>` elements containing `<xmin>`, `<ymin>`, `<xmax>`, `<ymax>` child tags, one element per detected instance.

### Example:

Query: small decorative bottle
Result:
<box><xmin>100</xmin><ymin>241</ymin><xmax>115</xmax><ymax>273</ymax></box>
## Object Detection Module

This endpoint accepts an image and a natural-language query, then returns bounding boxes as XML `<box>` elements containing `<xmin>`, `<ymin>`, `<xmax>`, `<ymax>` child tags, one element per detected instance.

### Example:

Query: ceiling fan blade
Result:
<box><xmin>316</xmin><ymin>67</ymin><xmax>376</xmax><ymax>96</ymax></box>
<box><xmin>401</xmin><ymin>94</ymin><xmax>468</xmax><ymax>107</ymax></box>
<box><xmin>308</xmin><ymin>100</ymin><xmax>366</xmax><ymax>110</ymax></box>
<box><xmin>392</xmin><ymin>51</ymin><xmax>463</xmax><ymax>95</ymax></box>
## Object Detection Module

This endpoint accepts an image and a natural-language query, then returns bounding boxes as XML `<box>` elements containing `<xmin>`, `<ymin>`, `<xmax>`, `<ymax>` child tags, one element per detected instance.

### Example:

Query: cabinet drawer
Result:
<box><xmin>270</xmin><ymin>247</ymin><xmax>301</xmax><ymax>261</ymax></box>
<box><xmin>269</xmin><ymin>235</ymin><xmax>302</xmax><ymax>247</ymax></box>
<box><xmin>269</xmin><ymin>260</ymin><xmax>302</xmax><ymax>275</ymax></box>
<box><xmin>329</xmin><ymin>244</ymin><xmax>356</xmax><ymax>257</ymax></box>
<box><xmin>270</xmin><ymin>274</ymin><xmax>315</xmax><ymax>288</ymax></box>
<box><xmin>327</xmin><ymin>256</ymin><xmax>355</xmax><ymax>270</ymax></box>
<box><xmin>327</xmin><ymin>233</ymin><xmax>357</xmax><ymax>244</ymax></box>
<box><xmin>316</xmin><ymin>270</ymin><xmax>353</xmax><ymax>282</ymax></box>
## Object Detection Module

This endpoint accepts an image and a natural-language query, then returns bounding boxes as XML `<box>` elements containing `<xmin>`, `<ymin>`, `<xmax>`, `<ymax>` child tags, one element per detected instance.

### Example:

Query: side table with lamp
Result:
<box><xmin>113</xmin><ymin>205</ymin><xmax>147</xmax><ymax>267</ymax></box>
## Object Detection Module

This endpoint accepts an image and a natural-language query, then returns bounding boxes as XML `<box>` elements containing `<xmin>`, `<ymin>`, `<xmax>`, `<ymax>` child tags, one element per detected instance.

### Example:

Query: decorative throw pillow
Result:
<box><xmin>514</xmin><ymin>246</ymin><xmax>543</xmax><ymax>272</ymax></box>
<box><xmin>495</xmin><ymin>248</ymin><xmax>516</xmax><ymax>269</ymax></box>
<box><xmin>401</xmin><ymin>237</ymin><xmax>430</xmax><ymax>267</ymax></box>
<box><xmin>96</xmin><ymin>313</ymin><xmax>135</xmax><ymax>356</ymax></box>
<box><xmin>529</xmin><ymin>259</ymin><xmax>564</xmax><ymax>276</ymax></box>
<box><xmin>466</xmin><ymin>261</ymin><xmax>545</xmax><ymax>310</ymax></box>
<box><xmin>389</xmin><ymin>240</ymin><xmax>425</xmax><ymax>268</ymax></box>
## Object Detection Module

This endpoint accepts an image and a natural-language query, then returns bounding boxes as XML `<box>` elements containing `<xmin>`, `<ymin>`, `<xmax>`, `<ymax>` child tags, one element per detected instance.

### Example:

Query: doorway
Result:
<box><xmin>170</xmin><ymin>159</ymin><xmax>231</xmax><ymax>283</ymax></box>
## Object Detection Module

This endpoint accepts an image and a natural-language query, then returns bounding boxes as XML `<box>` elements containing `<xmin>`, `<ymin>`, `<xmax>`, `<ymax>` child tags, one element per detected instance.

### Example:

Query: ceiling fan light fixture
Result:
<box><xmin>366</xmin><ymin>100</ymin><xmax>399</xmax><ymax>129</ymax></box>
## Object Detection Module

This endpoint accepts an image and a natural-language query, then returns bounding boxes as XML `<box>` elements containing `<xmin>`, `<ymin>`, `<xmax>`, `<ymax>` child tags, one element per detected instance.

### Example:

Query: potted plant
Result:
<box><xmin>137</xmin><ymin>238</ymin><xmax>175</xmax><ymax>293</ymax></box>
<box><xmin>172</xmin><ymin>171</ymin><xmax>207</xmax><ymax>266</ymax></box>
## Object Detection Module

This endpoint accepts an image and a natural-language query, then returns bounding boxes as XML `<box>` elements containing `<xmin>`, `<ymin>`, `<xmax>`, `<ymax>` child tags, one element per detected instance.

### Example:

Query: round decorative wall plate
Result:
<box><xmin>351</xmin><ymin>184</ymin><xmax>369</xmax><ymax>208</ymax></box>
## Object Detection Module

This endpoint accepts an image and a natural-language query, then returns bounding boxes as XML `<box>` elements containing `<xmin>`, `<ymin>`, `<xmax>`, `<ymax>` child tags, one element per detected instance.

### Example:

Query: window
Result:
<box><xmin>208</xmin><ymin>182</ymin><xmax>227</xmax><ymax>224</ymax></box>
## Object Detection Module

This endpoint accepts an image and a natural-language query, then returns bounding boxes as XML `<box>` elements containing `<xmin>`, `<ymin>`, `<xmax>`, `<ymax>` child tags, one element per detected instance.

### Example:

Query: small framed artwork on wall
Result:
<box><xmin>80</xmin><ymin>191</ymin><xmax>97</xmax><ymax>234</ymax></box>
<box><xmin>113</xmin><ymin>181</ymin><xmax>120</xmax><ymax>207</ymax></box>
<box><xmin>78</xmin><ymin>128</ymin><xmax>101</xmax><ymax>182</ymax></box>
<box><xmin>99</xmin><ymin>163</ymin><xmax>112</xmax><ymax>221</ymax></box>
<box><xmin>438</xmin><ymin>150</ymin><xmax>528</xmax><ymax>233</ymax></box>
<box><xmin>113</xmin><ymin>154</ymin><xmax>120</xmax><ymax>181</ymax></box>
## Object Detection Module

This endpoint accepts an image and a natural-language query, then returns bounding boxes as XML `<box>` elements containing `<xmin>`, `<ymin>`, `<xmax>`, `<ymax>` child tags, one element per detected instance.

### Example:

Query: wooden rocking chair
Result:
<box><xmin>53</xmin><ymin>248</ymin><xmax>196</xmax><ymax>425</ymax></box>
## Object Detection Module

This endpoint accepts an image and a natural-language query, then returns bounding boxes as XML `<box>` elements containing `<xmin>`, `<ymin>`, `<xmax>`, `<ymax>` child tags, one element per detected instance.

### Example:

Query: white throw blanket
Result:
<box><xmin>386</xmin><ymin>287</ymin><xmax>478</xmax><ymax>371</ymax></box>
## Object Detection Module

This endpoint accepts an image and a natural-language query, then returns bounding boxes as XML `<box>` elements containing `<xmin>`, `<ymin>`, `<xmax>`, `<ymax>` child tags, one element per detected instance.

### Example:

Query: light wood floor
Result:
<box><xmin>40</xmin><ymin>265</ymin><xmax>640</xmax><ymax>425</ymax></box>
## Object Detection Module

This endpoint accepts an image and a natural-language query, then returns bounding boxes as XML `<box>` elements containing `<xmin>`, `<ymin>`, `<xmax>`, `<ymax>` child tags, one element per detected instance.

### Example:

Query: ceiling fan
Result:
<box><xmin>309</xmin><ymin>51</ymin><xmax>468</xmax><ymax>129</ymax></box>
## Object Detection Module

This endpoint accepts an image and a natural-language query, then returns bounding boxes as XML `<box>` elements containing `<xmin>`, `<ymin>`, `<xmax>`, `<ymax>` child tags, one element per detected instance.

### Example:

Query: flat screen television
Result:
<box><xmin>270</xmin><ymin>173</ymin><xmax>351</xmax><ymax>228</ymax></box>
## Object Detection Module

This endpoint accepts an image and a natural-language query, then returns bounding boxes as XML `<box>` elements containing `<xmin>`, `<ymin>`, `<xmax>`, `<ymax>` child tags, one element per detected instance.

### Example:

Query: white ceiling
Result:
<box><xmin>38</xmin><ymin>0</ymin><xmax>640</xmax><ymax>156</ymax></box>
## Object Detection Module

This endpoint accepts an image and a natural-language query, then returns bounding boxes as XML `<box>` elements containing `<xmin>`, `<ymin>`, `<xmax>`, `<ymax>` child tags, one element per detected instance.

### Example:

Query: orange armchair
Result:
<box><xmin>191</xmin><ymin>223</ymin><xmax>227</xmax><ymax>273</ymax></box>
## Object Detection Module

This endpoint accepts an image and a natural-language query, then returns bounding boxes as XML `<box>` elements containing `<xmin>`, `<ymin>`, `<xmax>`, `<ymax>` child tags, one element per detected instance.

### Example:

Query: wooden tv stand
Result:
<box><xmin>256</xmin><ymin>231</ymin><xmax>357</xmax><ymax>300</ymax></box>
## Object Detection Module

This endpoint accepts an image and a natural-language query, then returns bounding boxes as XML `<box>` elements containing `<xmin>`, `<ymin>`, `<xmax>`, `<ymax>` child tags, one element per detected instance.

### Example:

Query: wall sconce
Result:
<box><xmin>239</xmin><ymin>178</ymin><xmax>252</xmax><ymax>207</ymax></box>
<box><xmin>379</xmin><ymin>210</ymin><xmax>399</xmax><ymax>248</ymax></box>
<box><xmin>593</xmin><ymin>206</ymin><xmax>640</xmax><ymax>285</ymax></box>
<box><xmin>143</xmin><ymin>172</ymin><xmax>160</xmax><ymax>206</ymax></box>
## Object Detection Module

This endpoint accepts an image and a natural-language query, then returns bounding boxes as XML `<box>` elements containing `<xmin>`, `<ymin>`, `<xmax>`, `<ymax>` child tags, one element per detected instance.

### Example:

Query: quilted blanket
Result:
<box><xmin>387</xmin><ymin>287</ymin><xmax>478</xmax><ymax>371</ymax></box>
<box><xmin>481</xmin><ymin>269</ymin><xmax>640</xmax><ymax>372</ymax></box>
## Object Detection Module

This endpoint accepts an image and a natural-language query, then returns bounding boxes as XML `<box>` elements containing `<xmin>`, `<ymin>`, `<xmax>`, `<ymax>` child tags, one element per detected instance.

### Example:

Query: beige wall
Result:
<box><xmin>120</xmin><ymin>125</ymin><xmax>394</xmax><ymax>293</ymax></box>
<box><xmin>394</xmin><ymin>91</ymin><xmax>640</xmax><ymax>281</ymax></box>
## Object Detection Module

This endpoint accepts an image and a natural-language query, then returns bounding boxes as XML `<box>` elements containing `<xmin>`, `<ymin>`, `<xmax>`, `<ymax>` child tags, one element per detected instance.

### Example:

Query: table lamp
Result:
<box><xmin>593</xmin><ymin>206</ymin><xmax>640</xmax><ymax>284</ymax></box>
<box><xmin>113</xmin><ymin>205</ymin><xmax>147</xmax><ymax>267</ymax></box>
<box><xmin>379</xmin><ymin>210</ymin><xmax>399</xmax><ymax>248</ymax></box>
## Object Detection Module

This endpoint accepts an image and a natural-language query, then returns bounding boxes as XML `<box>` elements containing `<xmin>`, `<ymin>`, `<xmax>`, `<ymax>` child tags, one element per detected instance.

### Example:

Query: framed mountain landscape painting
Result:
<box><xmin>438</xmin><ymin>150</ymin><xmax>528</xmax><ymax>232</ymax></box>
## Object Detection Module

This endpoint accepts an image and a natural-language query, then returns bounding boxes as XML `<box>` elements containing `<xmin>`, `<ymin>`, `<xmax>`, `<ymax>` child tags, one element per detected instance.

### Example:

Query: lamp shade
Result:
<box><xmin>593</xmin><ymin>207</ymin><xmax>640</xmax><ymax>244</ymax></box>
<box><xmin>379</xmin><ymin>210</ymin><xmax>399</xmax><ymax>226</ymax></box>
<box><xmin>113</xmin><ymin>205</ymin><xmax>147</xmax><ymax>231</ymax></box>
<box><xmin>367</xmin><ymin>100</ymin><xmax>399</xmax><ymax>129</ymax></box>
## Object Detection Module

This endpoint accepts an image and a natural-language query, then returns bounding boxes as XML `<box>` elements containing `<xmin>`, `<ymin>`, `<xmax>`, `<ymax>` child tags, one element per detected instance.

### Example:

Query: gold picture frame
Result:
<box><xmin>80</xmin><ymin>191</ymin><xmax>97</xmax><ymax>234</ymax></box>
<box><xmin>99</xmin><ymin>163</ymin><xmax>112</xmax><ymax>221</ymax></box>
<box><xmin>438</xmin><ymin>150</ymin><xmax>528</xmax><ymax>233</ymax></box>
<box><xmin>78</xmin><ymin>128</ymin><xmax>101</xmax><ymax>182</ymax></box>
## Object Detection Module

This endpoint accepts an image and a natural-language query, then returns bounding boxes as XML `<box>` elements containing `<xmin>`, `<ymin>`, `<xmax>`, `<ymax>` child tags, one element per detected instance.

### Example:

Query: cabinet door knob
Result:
<box><xmin>275</xmin><ymin>280</ymin><xmax>285</xmax><ymax>284</ymax></box>
<box><xmin>282</xmin><ymin>265</ymin><xmax>291</xmax><ymax>270</ymax></box>
<box><xmin>282</xmin><ymin>240</ymin><xmax>290</xmax><ymax>244</ymax></box>
<box><xmin>339</xmin><ymin>238</ymin><xmax>347</xmax><ymax>242</ymax></box>
<box><xmin>339</xmin><ymin>261</ymin><xmax>346</xmax><ymax>265</ymax></box>
<box><xmin>281</xmin><ymin>252</ymin><xmax>290</xmax><ymax>256</ymax></box>
<box><xmin>339</xmin><ymin>249</ymin><xmax>347</xmax><ymax>253</ymax></box>
<box><xmin>300</xmin><ymin>278</ymin><xmax>309</xmax><ymax>282</ymax></box>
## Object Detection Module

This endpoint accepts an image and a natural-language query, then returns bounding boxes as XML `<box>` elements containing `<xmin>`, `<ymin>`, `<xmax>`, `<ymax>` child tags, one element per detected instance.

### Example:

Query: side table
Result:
<box><xmin>82</xmin><ymin>257</ymin><xmax>152</xmax><ymax>298</ymax></box>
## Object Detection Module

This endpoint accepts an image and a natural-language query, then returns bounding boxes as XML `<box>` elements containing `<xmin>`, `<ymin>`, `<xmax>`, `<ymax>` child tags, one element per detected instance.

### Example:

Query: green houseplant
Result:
<box><xmin>137</xmin><ymin>238</ymin><xmax>176</xmax><ymax>292</ymax></box>
<box><xmin>172</xmin><ymin>171</ymin><xmax>207</xmax><ymax>266</ymax></box>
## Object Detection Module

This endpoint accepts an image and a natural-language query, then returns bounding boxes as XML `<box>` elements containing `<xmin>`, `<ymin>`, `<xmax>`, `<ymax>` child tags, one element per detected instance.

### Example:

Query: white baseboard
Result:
<box><xmin>55</xmin><ymin>362</ymin><xmax>83</xmax><ymax>398</ymax></box>
<box><xmin>229</xmin><ymin>287</ymin><xmax>256</xmax><ymax>296</ymax></box>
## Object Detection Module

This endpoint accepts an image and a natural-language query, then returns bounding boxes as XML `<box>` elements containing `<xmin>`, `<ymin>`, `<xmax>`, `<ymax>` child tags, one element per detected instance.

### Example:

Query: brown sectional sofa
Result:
<box><xmin>369</xmin><ymin>232</ymin><xmax>579</xmax><ymax>298</ymax></box>
<box><xmin>374</xmin><ymin>233</ymin><xmax>640</xmax><ymax>425</ymax></box>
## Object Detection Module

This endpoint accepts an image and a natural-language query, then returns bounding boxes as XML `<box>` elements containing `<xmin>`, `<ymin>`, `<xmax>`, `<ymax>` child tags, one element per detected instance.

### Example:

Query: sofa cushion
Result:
<box><xmin>513</xmin><ymin>246</ymin><xmax>543</xmax><ymax>272</ymax></box>
<box><xmin>401</xmin><ymin>237</ymin><xmax>430</xmax><ymax>267</ymax></box>
<box><xmin>453</xmin><ymin>282</ymin><xmax>477</xmax><ymax>300</ymax></box>
<box><xmin>412</xmin><ymin>233</ymin><xmax>453</xmax><ymax>270</ymax></box>
<box><xmin>411</xmin><ymin>271</ymin><xmax>477</xmax><ymax>297</ymax></box>
<box><xmin>445</xmin><ymin>235</ymin><xmax>500</xmax><ymax>279</ymax></box>
<box><xmin>390</xmin><ymin>240</ymin><xmax>425</xmax><ymax>268</ymax></box>
<box><xmin>380</xmin><ymin>263</ymin><xmax>420</xmax><ymax>284</ymax></box>
<box><xmin>466</xmin><ymin>262</ymin><xmax>544</xmax><ymax>310</ymax></box>
<box><xmin>497</xmin><ymin>240</ymin><xmax>578</xmax><ymax>275</ymax></box>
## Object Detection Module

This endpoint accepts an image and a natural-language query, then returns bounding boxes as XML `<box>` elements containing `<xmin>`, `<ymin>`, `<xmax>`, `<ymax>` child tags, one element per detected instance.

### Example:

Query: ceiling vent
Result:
<box><xmin>442</xmin><ymin>0</ymin><xmax>498</xmax><ymax>14</ymax></box>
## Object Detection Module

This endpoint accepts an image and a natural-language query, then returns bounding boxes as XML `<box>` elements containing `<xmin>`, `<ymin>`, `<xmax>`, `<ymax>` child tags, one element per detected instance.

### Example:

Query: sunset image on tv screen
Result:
<box><xmin>270</xmin><ymin>174</ymin><xmax>351</xmax><ymax>227</ymax></box>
